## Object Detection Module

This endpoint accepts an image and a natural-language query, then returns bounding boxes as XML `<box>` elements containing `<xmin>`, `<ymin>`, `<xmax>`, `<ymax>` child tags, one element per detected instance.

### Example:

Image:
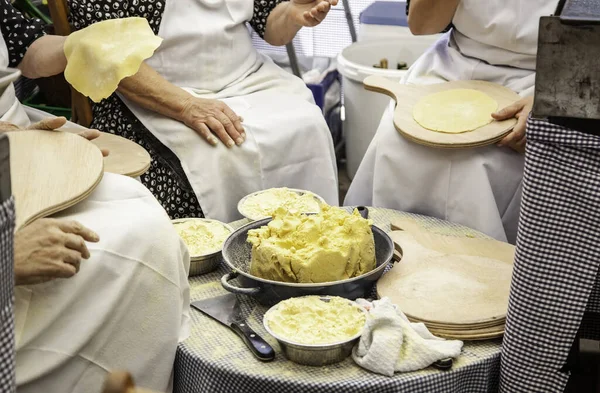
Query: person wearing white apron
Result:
<box><xmin>1</xmin><ymin>4</ymin><xmax>190</xmax><ymax>391</ymax></box>
<box><xmin>345</xmin><ymin>0</ymin><xmax>559</xmax><ymax>244</ymax></box>
<box><xmin>68</xmin><ymin>0</ymin><xmax>340</xmax><ymax>223</ymax></box>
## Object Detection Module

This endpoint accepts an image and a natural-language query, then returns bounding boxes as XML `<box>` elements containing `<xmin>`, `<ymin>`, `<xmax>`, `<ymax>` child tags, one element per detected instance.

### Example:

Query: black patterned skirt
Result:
<box><xmin>91</xmin><ymin>95</ymin><xmax>204</xmax><ymax>219</ymax></box>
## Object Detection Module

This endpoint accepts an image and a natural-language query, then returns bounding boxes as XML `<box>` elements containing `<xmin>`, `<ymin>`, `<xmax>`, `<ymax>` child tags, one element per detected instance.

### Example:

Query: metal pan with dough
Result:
<box><xmin>220</xmin><ymin>216</ymin><xmax>394</xmax><ymax>305</ymax></box>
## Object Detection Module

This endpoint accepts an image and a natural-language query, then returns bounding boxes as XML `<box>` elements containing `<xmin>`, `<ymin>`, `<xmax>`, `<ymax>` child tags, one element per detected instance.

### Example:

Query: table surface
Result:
<box><xmin>174</xmin><ymin>207</ymin><xmax>502</xmax><ymax>393</ymax></box>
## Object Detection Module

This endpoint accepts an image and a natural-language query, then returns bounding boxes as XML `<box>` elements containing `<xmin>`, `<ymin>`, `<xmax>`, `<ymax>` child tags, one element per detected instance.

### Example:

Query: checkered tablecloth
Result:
<box><xmin>174</xmin><ymin>208</ymin><xmax>503</xmax><ymax>393</ymax></box>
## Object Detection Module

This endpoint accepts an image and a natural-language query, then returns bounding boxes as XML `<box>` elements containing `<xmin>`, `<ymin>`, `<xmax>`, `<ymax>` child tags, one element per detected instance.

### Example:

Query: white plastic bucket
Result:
<box><xmin>337</xmin><ymin>37</ymin><xmax>437</xmax><ymax>179</ymax></box>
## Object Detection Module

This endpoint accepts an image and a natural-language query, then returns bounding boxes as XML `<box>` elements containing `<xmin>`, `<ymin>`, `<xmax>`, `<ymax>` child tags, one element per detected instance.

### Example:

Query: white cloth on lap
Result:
<box><xmin>352</xmin><ymin>298</ymin><xmax>463</xmax><ymax>377</ymax></box>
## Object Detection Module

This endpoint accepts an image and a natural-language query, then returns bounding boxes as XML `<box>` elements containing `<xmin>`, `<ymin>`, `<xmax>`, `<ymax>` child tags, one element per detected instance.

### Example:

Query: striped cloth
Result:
<box><xmin>499</xmin><ymin>117</ymin><xmax>600</xmax><ymax>392</ymax></box>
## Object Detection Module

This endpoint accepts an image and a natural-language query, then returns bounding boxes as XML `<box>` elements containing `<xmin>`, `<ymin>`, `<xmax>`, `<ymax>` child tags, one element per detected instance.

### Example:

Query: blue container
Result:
<box><xmin>359</xmin><ymin>1</ymin><xmax>408</xmax><ymax>27</ymax></box>
<box><xmin>307</xmin><ymin>70</ymin><xmax>339</xmax><ymax>113</ymax></box>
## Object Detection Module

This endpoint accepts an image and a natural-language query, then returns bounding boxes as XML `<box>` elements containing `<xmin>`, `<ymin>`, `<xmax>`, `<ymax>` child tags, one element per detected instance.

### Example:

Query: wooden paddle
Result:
<box><xmin>378</xmin><ymin>221</ymin><xmax>515</xmax><ymax>326</ymax></box>
<box><xmin>363</xmin><ymin>75</ymin><xmax>520</xmax><ymax>149</ymax></box>
<box><xmin>9</xmin><ymin>130</ymin><xmax>104</xmax><ymax>229</ymax></box>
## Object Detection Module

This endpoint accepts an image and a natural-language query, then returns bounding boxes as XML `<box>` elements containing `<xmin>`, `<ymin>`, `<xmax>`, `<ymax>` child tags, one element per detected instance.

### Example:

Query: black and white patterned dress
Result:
<box><xmin>68</xmin><ymin>0</ymin><xmax>282</xmax><ymax>219</ymax></box>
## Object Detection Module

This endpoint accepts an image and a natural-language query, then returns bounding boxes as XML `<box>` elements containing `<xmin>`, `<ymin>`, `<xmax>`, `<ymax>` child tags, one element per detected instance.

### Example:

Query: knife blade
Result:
<box><xmin>191</xmin><ymin>293</ymin><xmax>275</xmax><ymax>361</ymax></box>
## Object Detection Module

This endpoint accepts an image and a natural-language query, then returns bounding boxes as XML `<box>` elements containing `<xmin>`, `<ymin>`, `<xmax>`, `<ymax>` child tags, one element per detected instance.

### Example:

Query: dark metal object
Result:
<box><xmin>533</xmin><ymin>0</ymin><xmax>600</xmax><ymax>120</ymax></box>
<box><xmin>356</xmin><ymin>205</ymin><xmax>368</xmax><ymax>219</ymax></box>
<box><xmin>0</xmin><ymin>134</ymin><xmax>10</xmax><ymax>203</ymax></box>
<box><xmin>285</xmin><ymin>42</ymin><xmax>302</xmax><ymax>79</ymax></box>
<box><xmin>341</xmin><ymin>0</ymin><xmax>357</xmax><ymax>43</ymax></box>
<box><xmin>433</xmin><ymin>358</ymin><xmax>453</xmax><ymax>371</ymax></box>
<box><xmin>191</xmin><ymin>294</ymin><xmax>275</xmax><ymax>361</ymax></box>
<box><xmin>220</xmin><ymin>218</ymin><xmax>394</xmax><ymax>305</ymax></box>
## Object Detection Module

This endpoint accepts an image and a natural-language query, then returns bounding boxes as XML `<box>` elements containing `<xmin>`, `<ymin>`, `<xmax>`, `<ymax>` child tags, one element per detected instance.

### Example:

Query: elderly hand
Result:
<box><xmin>492</xmin><ymin>96</ymin><xmax>534</xmax><ymax>154</ymax></box>
<box><xmin>179</xmin><ymin>96</ymin><xmax>246</xmax><ymax>147</ymax></box>
<box><xmin>14</xmin><ymin>218</ymin><xmax>99</xmax><ymax>285</ymax></box>
<box><xmin>0</xmin><ymin>117</ymin><xmax>109</xmax><ymax>156</ymax></box>
<box><xmin>289</xmin><ymin>0</ymin><xmax>338</xmax><ymax>27</ymax></box>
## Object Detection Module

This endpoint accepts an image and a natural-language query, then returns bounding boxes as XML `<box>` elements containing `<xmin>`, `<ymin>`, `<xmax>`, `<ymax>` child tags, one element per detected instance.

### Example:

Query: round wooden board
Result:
<box><xmin>9</xmin><ymin>130</ymin><xmax>104</xmax><ymax>229</ymax></box>
<box><xmin>379</xmin><ymin>229</ymin><xmax>515</xmax><ymax>326</ymax></box>
<box><xmin>92</xmin><ymin>132</ymin><xmax>151</xmax><ymax>177</ymax></box>
<box><xmin>431</xmin><ymin>329</ymin><xmax>504</xmax><ymax>341</ymax></box>
<box><xmin>363</xmin><ymin>75</ymin><xmax>520</xmax><ymax>148</ymax></box>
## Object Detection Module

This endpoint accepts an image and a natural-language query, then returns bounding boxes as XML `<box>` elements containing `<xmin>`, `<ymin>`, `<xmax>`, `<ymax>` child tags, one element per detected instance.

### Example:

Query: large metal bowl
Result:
<box><xmin>220</xmin><ymin>217</ymin><xmax>394</xmax><ymax>305</ymax></box>
<box><xmin>172</xmin><ymin>218</ymin><xmax>234</xmax><ymax>276</ymax></box>
<box><xmin>263</xmin><ymin>296</ymin><xmax>367</xmax><ymax>366</ymax></box>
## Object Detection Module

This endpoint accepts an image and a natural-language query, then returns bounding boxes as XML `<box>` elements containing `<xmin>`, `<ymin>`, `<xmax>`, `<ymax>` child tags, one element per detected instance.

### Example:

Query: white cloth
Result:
<box><xmin>14</xmin><ymin>173</ymin><xmax>191</xmax><ymax>393</ymax></box>
<box><xmin>345</xmin><ymin>0</ymin><xmax>558</xmax><ymax>244</ymax></box>
<box><xmin>352</xmin><ymin>298</ymin><xmax>463</xmax><ymax>377</ymax></box>
<box><xmin>120</xmin><ymin>0</ymin><xmax>339</xmax><ymax>222</ymax></box>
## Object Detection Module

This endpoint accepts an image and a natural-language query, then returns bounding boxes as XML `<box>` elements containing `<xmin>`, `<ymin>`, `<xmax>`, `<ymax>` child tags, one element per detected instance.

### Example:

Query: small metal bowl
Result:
<box><xmin>263</xmin><ymin>296</ymin><xmax>367</xmax><ymax>366</ymax></box>
<box><xmin>172</xmin><ymin>218</ymin><xmax>233</xmax><ymax>276</ymax></box>
<box><xmin>237</xmin><ymin>188</ymin><xmax>327</xmax><ymax>221</ymax></box>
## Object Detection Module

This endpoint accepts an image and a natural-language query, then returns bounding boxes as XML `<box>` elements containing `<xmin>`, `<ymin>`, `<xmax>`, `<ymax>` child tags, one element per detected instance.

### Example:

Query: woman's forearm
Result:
<box><xmin>264</xmin><ymin>2</ymin><xmax>301</xmax><ymax>47</ymax></box>
<box><xmin>117</xmin><ymin>63</ymin><xmax>193</xmax><ymax>122</ymax></box>
<box><xmin>18</xmin><ymin>35</ymin><xmax>67</xmax><ymax>79</ymax></box>
<box><xmin>407</xmin><ymin>0</ymin><xmax>459</xmax><ymax>35</ymax></box>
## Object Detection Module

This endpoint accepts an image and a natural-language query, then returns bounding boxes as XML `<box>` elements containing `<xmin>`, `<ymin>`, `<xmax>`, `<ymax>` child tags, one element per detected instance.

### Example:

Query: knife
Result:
<box><xmin>191</xmin><ymin>293</ymin><xmax>275</xmax><ymax>361</ymax></box>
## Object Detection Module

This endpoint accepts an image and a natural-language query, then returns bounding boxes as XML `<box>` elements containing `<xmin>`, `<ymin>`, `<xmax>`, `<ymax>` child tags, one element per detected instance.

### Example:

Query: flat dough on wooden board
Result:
<box><xmin>9</xmin><ymin>131</ymin><xmax>104</xmax><ymax>229</ymax></box>
<box><xmin>64</xmin><ymin>17</ymin><xmax>162</xmax><ymax>103</ymax></box>
<box><xmin>413</xmin><ymin>89</ymin><xmax>498</xmax><ymax>134</ymax></box>
<box><xmin>378</xmin><ymin>230</ymin><xmax>515</xmax><ymax>325</ymax></box>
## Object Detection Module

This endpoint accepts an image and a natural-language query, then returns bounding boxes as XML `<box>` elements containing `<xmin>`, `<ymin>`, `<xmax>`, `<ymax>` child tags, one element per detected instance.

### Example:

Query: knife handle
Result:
<box><xmin>230</xmin><ymin>321</ymin><xmax>275</xmax><ymax>362</ymax></box>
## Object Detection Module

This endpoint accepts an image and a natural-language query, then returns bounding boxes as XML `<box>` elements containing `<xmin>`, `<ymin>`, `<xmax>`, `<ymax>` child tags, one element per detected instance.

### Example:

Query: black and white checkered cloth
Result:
<box><xmin>499</xmin><ymin>117</ymin><xmax>600</xmax><ymax>392</ymax></box>
<box><xmin>175</xmin><ymin>208</ymin><xmax>503</xmax><ymax>393</ymax></box>
<box><xmin>0</xmin><ymin>198</ymin><xmax>15</xmax><ymax>393</ymax></box>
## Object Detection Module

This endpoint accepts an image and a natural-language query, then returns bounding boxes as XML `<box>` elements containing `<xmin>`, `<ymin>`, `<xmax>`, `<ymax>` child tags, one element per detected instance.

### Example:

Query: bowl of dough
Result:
<box><xmin>263</xmin><ymin>295</ymin><xmax>367</xmax><ymax>366</ymax></box>
<box><xmin>220</xmin><ymin>205</ymin><xmax>394</xmax><ymax>305</ymax></box>
<box><xmin>237</xmin><ymin>187</ymin><xmax>326</xmax><ymax>221</ymax></box>
<box><xmin>172</xmin><ymin>218</ymin><xmax>234</xmax><ymax>276</ymax></box>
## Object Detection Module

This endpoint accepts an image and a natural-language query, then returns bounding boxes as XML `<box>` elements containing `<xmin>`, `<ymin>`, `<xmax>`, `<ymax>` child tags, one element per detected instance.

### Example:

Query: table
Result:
<box><xmin>174</xmin><ymin>208</ymin><xmax>502</xmax><ymax>393</ymax></box>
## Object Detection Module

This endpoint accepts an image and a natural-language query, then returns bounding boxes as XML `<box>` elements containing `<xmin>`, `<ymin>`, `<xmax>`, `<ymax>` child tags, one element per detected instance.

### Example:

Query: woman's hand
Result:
<box><xmin>179</xmin><ymin>96</ymin><xmax>245</xmax><ymax>147</ymax></box>
<box><xmin>0</xmin><ymin>117</ymin><xmax>109</xmax><ymax>156</ymax></box>
<box><xmin>492</xmin><ymin>96</ymin><xmax>534</xmax><ymax>154</ymax></box>
<box><xmin>14</xmin><ymin>218</ymin><xmax>99</xmax><ymax>285</ymax></box>
<box><xmin>289</xmin><ymin>0</ymin><xmax>338</xmax><ymax>27</ymax></box>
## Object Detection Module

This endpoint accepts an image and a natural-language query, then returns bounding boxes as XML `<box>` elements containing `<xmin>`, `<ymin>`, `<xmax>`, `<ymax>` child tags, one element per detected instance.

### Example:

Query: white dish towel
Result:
<box><xmin>352</xmin><ymin>297</ymin><xmax>464</xmax><ymax>376</ymax></box>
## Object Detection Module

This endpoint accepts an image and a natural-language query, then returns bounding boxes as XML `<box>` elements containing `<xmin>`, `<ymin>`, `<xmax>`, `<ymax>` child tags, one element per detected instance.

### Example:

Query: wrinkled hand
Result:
<box><xmin>492</xmin><ymin>96</ymin><xmax>534</xmax><ymax>154</ymax></box>
<box><xmin>14</xmin><ymin>218</ymin><xmax>99</xmax><ymax>285</ymax></box>
<box><xmin>0</xmin><ymin>117</ymin><xmax>109</xmax><ymax>156</ymax></box>
<box><xmin>290</xmin><ymin>0</ymin><xmax>338</xmax><ymax>27</ymax></box>
<box><xmin>180</xmin><ymin>96</ymin><xmax>245</xmax><ymax>148</ymax></box>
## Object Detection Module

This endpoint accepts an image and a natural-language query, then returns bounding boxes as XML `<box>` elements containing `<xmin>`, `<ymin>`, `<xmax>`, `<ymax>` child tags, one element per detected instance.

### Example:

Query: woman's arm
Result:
<box><xmin>263</xmin><ymin>0</ymin><xmax>337</xmax><ymax>47</ymax></box>
<box><xmin>0</xmin><ymin>0</ymin><xmax>66</xmax><ymax>78</ymax></box>
<box><xmin>19</xmin><ymin>36</ymin><xmax>67</xmax><ymax>79</ymax></box>
<box><xmin>407</xmin><ymin>0</ymin><xmax>460</xmax><ymax>35</ymax></box>
<box><xmin>118</xmin><ymin>63</ymin><xmax>245</xmax><ymax>147</ymax></box>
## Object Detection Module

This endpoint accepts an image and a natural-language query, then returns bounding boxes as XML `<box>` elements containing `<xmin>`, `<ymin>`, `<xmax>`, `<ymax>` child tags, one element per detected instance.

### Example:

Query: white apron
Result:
<box><xmin>345</xmin><ymin>0</ymin><xmax>558</xmax><ymax>243</ymax></box>
<box><xmin>0</xmin><ymin>35</ymin><xmax>190</xmax><ymax>393</ymax></box>
<box><xmin>119</xmin><ymin>0</ymin><xmax>339</xmax><ymax>222</ymax></box>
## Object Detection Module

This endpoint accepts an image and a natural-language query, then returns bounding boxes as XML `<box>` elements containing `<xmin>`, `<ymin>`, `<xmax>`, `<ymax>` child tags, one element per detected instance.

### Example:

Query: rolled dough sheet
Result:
<box><xmin>64</xmin><ymin>17</ymin><xmax>163</xmax><ymax>103</ymax></box>
<box><xmin>412</xmin><ymin>89</ymin><xmax>498</xmax><ymax>134</ymax></box>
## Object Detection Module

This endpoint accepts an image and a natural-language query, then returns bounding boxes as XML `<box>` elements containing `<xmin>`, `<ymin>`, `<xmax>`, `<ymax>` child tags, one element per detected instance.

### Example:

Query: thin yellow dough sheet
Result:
<box><xmin>412</xmin><ymin>89</ymin><xmax>498</xmax><ymax>134</ymax></box>
<box><xmin>64</xmin><ymin>17</ymin><xmax>163</xmax><ymax>103</ymax></box>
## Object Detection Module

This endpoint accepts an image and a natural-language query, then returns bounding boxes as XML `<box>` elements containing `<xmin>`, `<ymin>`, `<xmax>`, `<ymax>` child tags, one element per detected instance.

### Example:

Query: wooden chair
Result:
<box><xmin>46</xmin><ymin>0</ymin><xmax>93</xmax><ymax>127</ymax></box>
<box><xmin>102</xmin><ymin>371</ymin><xmax>161</xmax><ymax>393</ymax></box>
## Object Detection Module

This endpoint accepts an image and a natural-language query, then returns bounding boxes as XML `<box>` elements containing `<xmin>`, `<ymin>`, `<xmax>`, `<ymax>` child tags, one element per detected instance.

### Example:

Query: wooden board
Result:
<box><xmin>92</xmin><ymin>132</ymin><xmax>151</xmax><ymax>177</ymax></box>
<box><xmin>62</xmin><ymin>128</ymin><xmax>151</xmax><ymax>177</ymax></box>
<box><xmin>377</xmin><ymin>223</ymin><xmax>516</xmax><ymax>325</ymax></box>
<box><xmin>363</xmin><ymin>75</ymin><xmax>520</xmax><ymax>149</ymax></box>
<box><xmin>9</xmin><ymin>130</ymin><xmax>104</xmax><ymax>229</ymax></box>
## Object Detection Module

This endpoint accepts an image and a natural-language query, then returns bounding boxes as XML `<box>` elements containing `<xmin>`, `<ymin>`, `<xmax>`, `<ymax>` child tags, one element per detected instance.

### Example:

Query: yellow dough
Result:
<box><xmin>64</xmin><ymin>17</ymin><xmax>163</xmax><ymax>103</ymax></box>
<box><xmin>412</xmin><ymin>89</ymin><xmax>498</xmax><ymax>133</ymax></box>
<box><xmin>247</xmin><ymin>205</ymin><xmax>376</xmax><ymax>283</ymax></box>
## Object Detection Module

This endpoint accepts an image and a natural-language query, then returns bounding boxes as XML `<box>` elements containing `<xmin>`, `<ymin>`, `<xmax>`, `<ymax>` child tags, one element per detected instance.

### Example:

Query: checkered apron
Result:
<box><xmin>0</xmin><ymin>197</ymin><xmax>15</xmax><ymax>393</ymax></box>
<box><xmin>499</xmin><ymin>117</ymin><xmax>600</xmax><ymax>392</ymax></box>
